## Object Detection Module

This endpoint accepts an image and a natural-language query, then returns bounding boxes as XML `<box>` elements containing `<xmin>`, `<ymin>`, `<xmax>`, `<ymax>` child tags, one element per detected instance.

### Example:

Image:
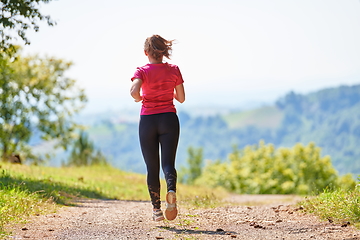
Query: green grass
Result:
<box><xmin>0</xmin><ymin>163</ymin><xmax>227</xmax><ymax>238</ymax></box>
<box><xmin>222</xmin><ymin>106</ymin><xmax>284</xmax><ymax>129</ymax></box>
<box><xmin>301</xmin><ymin>185</ymin><xmax>360</xmax><ymax>229</ymax></box>
<box><xmin>0</xmin><ymin>170</ymin><xmax>57</xmax><ymax>238</ymax></box>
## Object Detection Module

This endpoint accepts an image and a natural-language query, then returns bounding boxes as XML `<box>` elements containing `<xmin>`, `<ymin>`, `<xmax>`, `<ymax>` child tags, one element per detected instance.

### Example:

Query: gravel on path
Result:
<box><xmin>6</xmin><ymin>195</ymin><xmax>360</xmax><ymax>240</ymax></box>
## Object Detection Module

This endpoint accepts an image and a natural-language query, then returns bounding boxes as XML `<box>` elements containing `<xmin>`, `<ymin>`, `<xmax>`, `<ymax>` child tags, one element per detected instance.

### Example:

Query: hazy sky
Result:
<box><xmin>22</xmin><ymin>0</ymin><xmax>360</xmax><ymax>114</ymax></box>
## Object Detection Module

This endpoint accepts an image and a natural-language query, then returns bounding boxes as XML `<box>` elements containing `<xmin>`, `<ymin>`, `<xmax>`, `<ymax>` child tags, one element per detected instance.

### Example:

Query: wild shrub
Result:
<box><xmin>196</xmin><ymin>141</ymin><xmax>355</xmax><ymax>194</ymax></box>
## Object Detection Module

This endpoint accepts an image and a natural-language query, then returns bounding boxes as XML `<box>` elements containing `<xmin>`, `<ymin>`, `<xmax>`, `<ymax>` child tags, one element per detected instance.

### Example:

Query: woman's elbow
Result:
<box><xmin>177</xmin><ymin>96</ymin><xmax>185</xmax><ymax>103</ymax></box>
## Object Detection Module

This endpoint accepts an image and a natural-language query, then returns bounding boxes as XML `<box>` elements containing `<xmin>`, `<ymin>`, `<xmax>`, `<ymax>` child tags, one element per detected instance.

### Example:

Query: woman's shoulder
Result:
<box><xmin>133</xmin><ymin>64</ymin><xmax>152</xmax><ymax>74</ymax></box>
<box><xmin>165</xmin><ymin>62</ymin><xmax>178</xmax><ymax>67</ymax></box>
<box><xmin>136</xmin><ymin>64</ymin><xmax>151</xmax><ymax>70</ymax></box>
<box><xmin>165</xmin><ymin>63</ymin><xmax>181</xmax><ymax>71</ymax></box>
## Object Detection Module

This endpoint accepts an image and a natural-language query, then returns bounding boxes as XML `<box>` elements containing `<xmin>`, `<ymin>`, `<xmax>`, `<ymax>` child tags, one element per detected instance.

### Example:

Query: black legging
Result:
<box><xmin>139</xmin><ymin>112</ymin><xmax>179</xmax><ymax>209</ymax></box>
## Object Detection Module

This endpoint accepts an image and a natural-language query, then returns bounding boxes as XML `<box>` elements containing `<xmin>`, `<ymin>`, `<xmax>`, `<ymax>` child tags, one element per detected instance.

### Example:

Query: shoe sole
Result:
<box><xmin>165</xmin><ymin>191</ymin><xmax>177</xmax><ymax>221</ymax></box>
<box><xmin>153</xmin><ymin>211</ymin><xmax>165</xmax><ymax>221</ymax></box>
<box><xmin>153</xmin><ymin>215</ymin><xmax>165</xmax><ymax>221</ymax></box>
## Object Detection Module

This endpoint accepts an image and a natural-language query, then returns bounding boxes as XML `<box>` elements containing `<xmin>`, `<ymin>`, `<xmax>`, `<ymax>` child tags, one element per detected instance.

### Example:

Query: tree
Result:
<box><xmin>66</xmin><ymin>130</ymin><xmax>107</xmax><ymax>167</ymax></box>
<box><xmin>0</xmin><ymin>0</ymin><xmax>55</xmax><ymax>50</ymax></box>
<box><xmin>179</xmin><ymin>146</ymin><xmax>203</xmax><ymax>184</ymax></box>
<box><xmin>0</xmin><ymin>47</ymin><xmax>87</xmax><ymax>162</ymax></box>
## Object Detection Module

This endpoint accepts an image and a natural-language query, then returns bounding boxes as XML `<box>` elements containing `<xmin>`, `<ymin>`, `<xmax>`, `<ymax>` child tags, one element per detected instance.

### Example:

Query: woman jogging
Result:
<box><xmin>130</xmin><ymin>34</ymin><xmax>185</xmax><ymax>221</ymax></box>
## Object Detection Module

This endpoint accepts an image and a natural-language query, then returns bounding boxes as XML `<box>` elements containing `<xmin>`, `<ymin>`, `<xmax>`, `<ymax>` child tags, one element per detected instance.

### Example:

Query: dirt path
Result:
<box><xmin>6</xmin><ymin>195</ymin><xmax>359</xmax><ymax>240</ymax></box>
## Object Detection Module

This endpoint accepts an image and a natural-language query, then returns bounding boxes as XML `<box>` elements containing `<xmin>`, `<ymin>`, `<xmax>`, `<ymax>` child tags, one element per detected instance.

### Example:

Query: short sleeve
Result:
<box><xmin>175</xmin><ymin>66</ymin><xmax>184</xmax><ymax>86</ymax></box>
<box><xmin>131</xmin><ymin>67</ymin><xmax>143</xmax><ymax>81</ymax></box>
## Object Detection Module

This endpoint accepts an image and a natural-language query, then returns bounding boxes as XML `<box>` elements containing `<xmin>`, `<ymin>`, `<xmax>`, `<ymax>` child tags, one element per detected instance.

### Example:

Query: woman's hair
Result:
<box><xmin>144</xmin><ymin>35</ymin><xmax>174</xmax><ymax>61</ymax></box>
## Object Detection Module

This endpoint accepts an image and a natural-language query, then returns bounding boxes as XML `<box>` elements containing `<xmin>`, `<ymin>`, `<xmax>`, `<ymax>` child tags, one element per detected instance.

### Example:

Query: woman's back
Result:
<box><xmin>132</xmin><ymin>63</ymin><xmax>183</xmax><ymax>115</ymax></box>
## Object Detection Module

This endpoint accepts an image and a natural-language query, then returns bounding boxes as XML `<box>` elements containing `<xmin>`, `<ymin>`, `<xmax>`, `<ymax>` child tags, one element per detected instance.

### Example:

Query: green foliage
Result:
<box><xmin>0</xmin><ymin>48</ymin><xmax>87</xmax><ymax>162</ymax></box>
<box><xmin>301</xmin><ymin>178</ymin><xmax>360</xmax><ymax>229</ymax></box>
<box><xmin>179</xmin><ymin>147</ymin><xmax>203</xmax><ymax>184</ymax></box>
<box><xmin>196</xmin><ymin>141</ymin><xmax>356</xmax><ymax>194</ymax></box>
<box><xmin>66</xmin><ymin>130</ymin><xmax>108</xmax><ymax>166</ymax></box>
<box><xmin>0</xmin><ymin>0</ymin><xmax>55</xmax><ymax>50</ymax></box>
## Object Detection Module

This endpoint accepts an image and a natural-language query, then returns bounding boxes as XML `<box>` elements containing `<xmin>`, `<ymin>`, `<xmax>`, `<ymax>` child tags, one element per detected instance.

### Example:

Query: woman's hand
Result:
<box><xmin>134</xmin><ymin>96</ymin><xmax>143</xmax><ymax>102</ymax></box>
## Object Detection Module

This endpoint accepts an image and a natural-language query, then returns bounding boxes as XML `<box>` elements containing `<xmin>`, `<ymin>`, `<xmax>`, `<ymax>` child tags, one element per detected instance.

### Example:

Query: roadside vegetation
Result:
<box><xmin>180</xmin><ymin>141</ymin><xmax>356</xmax><ymax>195</ymax></box>
<box><xmin>301</xmin><ymin>179</ymin><xmax>360</xmax><ymax>229</ymax></box>
<box><xmin>179</xmin><ymin>142</ymin><xmax>359</xmax><ymax>229</ymax></box>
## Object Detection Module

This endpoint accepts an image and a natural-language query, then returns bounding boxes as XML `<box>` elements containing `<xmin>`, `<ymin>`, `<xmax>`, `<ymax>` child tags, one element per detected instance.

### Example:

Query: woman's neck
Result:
<box><xmin>148</xmin><ymin>56</ymin><xmax>163</xmax><ymax>64</ymax></box>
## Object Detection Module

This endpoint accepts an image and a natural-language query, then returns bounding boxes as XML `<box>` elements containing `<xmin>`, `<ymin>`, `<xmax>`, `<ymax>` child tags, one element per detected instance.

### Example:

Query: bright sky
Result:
<box><xmin>22</xmin><ymin>0</ymin><xmax>360</xmax><ymax>114</ymax></box>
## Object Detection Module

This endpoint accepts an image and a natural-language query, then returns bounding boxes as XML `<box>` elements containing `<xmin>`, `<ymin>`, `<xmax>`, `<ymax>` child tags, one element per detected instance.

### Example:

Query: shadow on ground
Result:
<box><xmin>158</xmin><ymin>226</ymin><xmax>237</xmax><ymax>236</ymax></box>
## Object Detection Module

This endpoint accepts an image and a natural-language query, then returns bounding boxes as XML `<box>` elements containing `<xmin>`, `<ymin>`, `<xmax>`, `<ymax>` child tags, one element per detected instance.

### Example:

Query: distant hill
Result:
<box><xmin>52</xmin><ymin>83</ymin><xmax>360</xmax><ymax>176</ymax></box>
<box><xmin>222</xmin><ymin>106</ymin><xmax>283</xmax><ymax>129</ymax></box>
<box><xmin>273</xmin><ymin>84</ymin><xmax>360</xmax><ymax>175</ymax></box>
<box><xmin>220</xmin><ymin>84</ymin><xmax>360</xmax><ymax>175</ymax></box>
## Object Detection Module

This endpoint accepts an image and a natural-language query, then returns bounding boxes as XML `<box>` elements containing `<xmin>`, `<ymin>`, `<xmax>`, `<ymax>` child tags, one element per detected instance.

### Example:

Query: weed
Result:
<box><xmin>0</xmin><ymin>184</ymin><xmax>56</xmax><ymax>236</ymax></box>
<box><xmin>177</xmin><ymin>219</ymin><xmax>194</xmax><ymax>227</ymax></box>
<box><xmin>301</xmin><ymin>185</ymin><xmax>360</xmax><ymax>229</ymax></box>
<box><xmin>182</xmin><ymin>193</ymin><xmax>223</xmax><ymax>209</ymax></box>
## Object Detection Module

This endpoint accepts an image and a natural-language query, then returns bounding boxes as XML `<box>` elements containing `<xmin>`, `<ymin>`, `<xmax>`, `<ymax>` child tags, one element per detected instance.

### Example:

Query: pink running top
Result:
<box><xmin>131</xmin><ymin>63</ymin><xmax>184</xmax><ymax>115</ymax></box>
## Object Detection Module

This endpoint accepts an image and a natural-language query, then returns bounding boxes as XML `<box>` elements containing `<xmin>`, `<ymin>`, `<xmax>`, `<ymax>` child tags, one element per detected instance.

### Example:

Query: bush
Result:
<box><xmin>196</xmin><ymin>141</ymin><xmax>355</xmax><ymax>194</ymax></box>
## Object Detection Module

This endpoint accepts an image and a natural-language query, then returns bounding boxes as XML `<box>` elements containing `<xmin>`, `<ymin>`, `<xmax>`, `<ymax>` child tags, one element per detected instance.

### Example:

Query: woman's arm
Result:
<box><xmin>130</xmin><ymin>78</ymin><xmax>143</xmax><ymax>102</ymax></box>
<box><xmin>174</xmin><ymin>83</ymin><xmax>185</xmax><ymax>103</ymax></box>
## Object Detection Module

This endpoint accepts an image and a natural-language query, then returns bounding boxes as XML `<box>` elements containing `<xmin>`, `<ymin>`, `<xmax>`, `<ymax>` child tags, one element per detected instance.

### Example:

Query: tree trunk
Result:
<box><xmin>2</xmin><ymin>144</ymin><xmax>8</xmax><ymax>162</ymax></box>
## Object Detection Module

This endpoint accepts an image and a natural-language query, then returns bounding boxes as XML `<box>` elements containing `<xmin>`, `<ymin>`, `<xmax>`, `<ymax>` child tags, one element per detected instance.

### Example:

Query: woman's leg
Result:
<box><xmin>158</xmin><ymin>113</ymin><xmax>180</xmax><ymax>192</ymax></box>
<box><xmin>139</xmin><ymin>115</ymin><xmax>161</xmax><ymax>209</ymax></box>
